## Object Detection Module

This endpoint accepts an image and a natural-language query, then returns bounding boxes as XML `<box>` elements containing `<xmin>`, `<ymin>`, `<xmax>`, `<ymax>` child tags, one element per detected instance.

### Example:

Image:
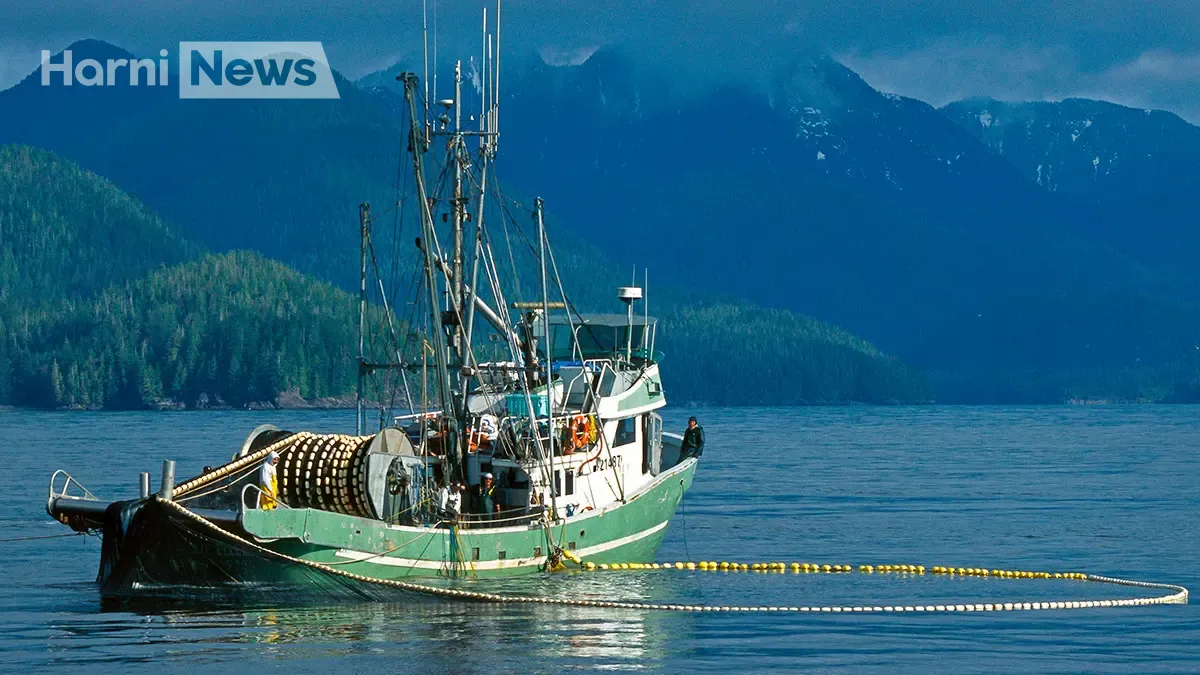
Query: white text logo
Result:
<box><xmin>179</xmin><ymin>42</ymin><xmax>339</xmax><ymax>99</ymax></box>
<box><xmin>41</xmin><ymin>49</ymin><xmax>170</xmax><ymax>86</ymax></box>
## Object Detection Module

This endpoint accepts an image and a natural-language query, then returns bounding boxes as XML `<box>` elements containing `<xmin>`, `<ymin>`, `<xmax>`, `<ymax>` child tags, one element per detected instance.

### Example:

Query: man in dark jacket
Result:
<box><xmin>473</xmin><ymin>473</ymin><xmax>498</xmax><ymax>520</ymax></box>
<box><xmin>680</xmin><ymin>417</ymin><xmax>705</xmax><ymax>459</ymax></box>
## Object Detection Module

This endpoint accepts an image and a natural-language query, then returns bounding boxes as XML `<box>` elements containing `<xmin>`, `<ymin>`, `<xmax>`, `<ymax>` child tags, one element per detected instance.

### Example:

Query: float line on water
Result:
<box><xmin>158</xmin><ymin>497</ymin><xmax>1188</xmax><ymax>613</ymax></box>
<box><xmin>584</xmin><ymin>561</ymin><xmax>1090</xmax><ymax>580</ymax></box>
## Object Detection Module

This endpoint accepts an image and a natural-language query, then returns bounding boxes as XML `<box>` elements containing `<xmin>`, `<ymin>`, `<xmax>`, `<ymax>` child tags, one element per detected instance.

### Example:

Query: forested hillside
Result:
<box><xmin>661</xmin><ymin>304</ymin><xmax>927</xmax><ymax>405</ymax></box>
<box><xmin>0</xmin><ymin>145</ymin><xmax>197</xmax><ymax>313</ymax></box>
<box><xmin>0</xmin><ymin>147</ymin><xmax>372</xmax><ymax>409</ymax></box>
<box><xmin>4</xmin><ymin>252</ymin><xmax>360</xmax><ymax>409</ymax></box>
<box><xmin>0</xmin><ymin>145</ymin><xmax>928</xmax><ymax>408</ymax></box>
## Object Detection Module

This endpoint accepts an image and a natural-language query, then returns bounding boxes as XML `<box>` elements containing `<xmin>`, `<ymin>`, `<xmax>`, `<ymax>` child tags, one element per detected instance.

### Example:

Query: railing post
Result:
<box><xmin>159</xmin><ymin>460</ymin><xmax>176</xmax><ymax>501</ymax></box>
<box><xmin>139</xmin><ymin>472</ymin><xmax>151</xmax><ymax>499</ymax></box>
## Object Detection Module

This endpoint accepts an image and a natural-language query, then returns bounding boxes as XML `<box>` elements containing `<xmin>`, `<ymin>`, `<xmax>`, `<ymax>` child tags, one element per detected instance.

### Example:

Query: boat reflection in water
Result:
<box><xmin>136</xmin><ymin>572</ymin><xmax>672</xmax><ymax>668</ymax></box>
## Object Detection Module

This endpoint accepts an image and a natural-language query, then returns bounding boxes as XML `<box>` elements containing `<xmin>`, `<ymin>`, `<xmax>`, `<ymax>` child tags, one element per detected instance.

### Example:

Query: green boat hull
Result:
<box><xmin>98</xmin><ymin>459</ymin><xmax>697</xmax><ymax>599</ymax></box>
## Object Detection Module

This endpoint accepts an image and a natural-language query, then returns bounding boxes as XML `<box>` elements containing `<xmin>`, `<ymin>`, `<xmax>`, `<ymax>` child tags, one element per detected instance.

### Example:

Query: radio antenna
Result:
<box><xmin>422</xmin><ymin>0</ymin><xmax>430</xmax><ymax>124</ymax></box>
<box><xmin>481</xmin><ymin>7</ymin><xmax>487</xmax><ymax>141</ymax></box>
<box><xmin>494</xmin><ymin>0</ymin><xmax>501</xmax><ymax>148</ymax></box>
<box><xmin>432</xmin><ymin>0</ymin><xmax>438</xmax><ymax>107</ymax></box>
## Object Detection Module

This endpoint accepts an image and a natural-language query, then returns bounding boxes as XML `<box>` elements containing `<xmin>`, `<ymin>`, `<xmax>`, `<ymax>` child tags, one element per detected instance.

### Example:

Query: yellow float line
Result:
<box><xmin>580</xmin><ymin>561</ymin><xmax>1087</xmax><ymax>580</ymax></box>
<box><xmin>586</xmin><ymin>561</ymin><xmax>857</xmax><ymax>573</ymax></box>
<box><xmin>159</xmin><ymin>499</ymin><xmax>1188</xmax><ymax>613</ymax></box>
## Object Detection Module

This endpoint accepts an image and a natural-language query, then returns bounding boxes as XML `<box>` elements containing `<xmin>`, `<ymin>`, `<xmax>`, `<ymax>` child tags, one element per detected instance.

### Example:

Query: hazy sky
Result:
<box><xmin>2</xmin><ymin>0</ymin><xmax>1198</xmax><ymax>122</ymax></box>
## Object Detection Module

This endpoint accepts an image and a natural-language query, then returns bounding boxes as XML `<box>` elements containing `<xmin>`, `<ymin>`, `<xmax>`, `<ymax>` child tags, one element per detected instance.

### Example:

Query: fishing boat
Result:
<box><xmin>45</xmin><ymin>13</ymin><xmax>700</xmax><ymax>600</ymax></box>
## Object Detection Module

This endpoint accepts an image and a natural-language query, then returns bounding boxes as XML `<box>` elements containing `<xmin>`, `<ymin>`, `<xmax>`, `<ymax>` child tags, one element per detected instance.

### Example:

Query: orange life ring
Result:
<box><xmin>569</xmin><ymin>415</ymin><xmax>590</xmax><ymax>450</ymax></box>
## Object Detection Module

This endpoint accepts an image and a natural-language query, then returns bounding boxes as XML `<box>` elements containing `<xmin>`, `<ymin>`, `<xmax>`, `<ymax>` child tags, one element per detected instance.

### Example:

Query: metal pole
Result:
<box><xmin>450</xmin><ymin>65</ymin><xmax>469</xmax><ymax>485</ymax></box>
<box><xmin>139</xmin><ymin>472</ymin><xmax>150</xmax><ymax>499</ymax></box>
<box><xmin>494</xmin><ymin>0</ymin><xmax>501</xmax><ymax>147</ymax></box>
<box><xmin>537</xmin><ymin>197</ymin><xmax>557</xmax><ymax>519</ymax></box>
<box><xmin>401</xmin><ymin>73</ymin><xmax>460</xmax><ymax>482</ymax></box>
<box><xmin>626</xmin><ymin>299</ymin><xmax>634</xmax><ymax>361</ymax></box>
<box><xmin>358</xmin><ymin>203</ymin><xmax>370</xmax><ymax>435</ymax></box>
<box><xmin>451</xmin><ymin>60</ymin><xmax>465</xmax><ymax>354</ymax></box>
<box><xmin>159</xmin><ymin>460</ymin><xmax>176</xmax><ymax>501</ymax></box>
<box><xmin>481</xmin><ymin>8</ymin><xmax>487</xmax><ymax>140</ymax></box>
<box><xmin>422</xmin><ymin>0</ymin><xmax>430</xmax><ymax>124</ymax></box>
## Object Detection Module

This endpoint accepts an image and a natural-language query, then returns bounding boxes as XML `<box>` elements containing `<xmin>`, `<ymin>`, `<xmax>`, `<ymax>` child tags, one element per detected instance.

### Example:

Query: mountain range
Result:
<box><xmin>3</xmin><ymin>39</ymin><xmax>1200</xmax><ymax>405</ymax></box>
<box><xmin>0</xmin><ymin>122</ymin><xmax>920</xmax><ymax>408</ymax></box>
<box><xmin>943</xmin><ymin>97</ymin><xmax>1200</xmax><ymax>275</ymax></box>
<box><xmin>390</xmin><ymin>49</ymin><xmax>1200</xmax><ymax>401</ymax></box>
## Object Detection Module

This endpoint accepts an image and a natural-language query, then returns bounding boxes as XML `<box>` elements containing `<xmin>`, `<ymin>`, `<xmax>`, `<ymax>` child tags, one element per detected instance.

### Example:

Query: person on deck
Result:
<box><xmin>439</xmin><ymin>482</ymin><xmax>463</xmax><ymax>521</ymax></box>
<box><xmin>474</xmin><ymin>472</ymin><xmax>499</xmax><ymax>520</ymax></box>
<box><xmin>680</xmin><ymin>417</ymin><xmax>705</xmax><ymax>459</ymax></box>
<box><xmin>258</xmin><ymin>451</ymin><xmax>280</xmax><ymax>510</ymax></box>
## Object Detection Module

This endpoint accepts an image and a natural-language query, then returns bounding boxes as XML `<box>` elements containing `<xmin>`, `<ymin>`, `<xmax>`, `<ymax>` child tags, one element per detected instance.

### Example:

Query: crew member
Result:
<box><xmin>259</xmin><ymin>451</ymin><xmax>280</xmax><ymax>509</ymax></box>
<box><xmin>439</xmin><ymin>481</ymin><xmax>463</xmax><ymax>520</ymax></box>
<box><xmin>680</xmin><ymin>416</ymin><xmax>705</xmax><ymax>459</ymax></box>
<box><xmin>474</xmin><ymin>472</ymin><xmax>498</xmax><ymax>520</ymax></box>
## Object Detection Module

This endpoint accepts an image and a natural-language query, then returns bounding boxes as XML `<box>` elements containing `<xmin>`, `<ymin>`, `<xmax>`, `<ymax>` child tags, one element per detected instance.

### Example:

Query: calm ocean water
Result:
<box><xmin>2</xmin><ymin>405</ymin><xmax>1198</xmax><ymax>672</ymax></box>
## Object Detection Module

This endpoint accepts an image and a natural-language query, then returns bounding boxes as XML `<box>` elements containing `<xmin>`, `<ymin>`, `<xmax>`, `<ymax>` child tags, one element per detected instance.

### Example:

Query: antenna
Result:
<box><xmin>494</xmin><ymin>0</ymin><xmax>501</xmax><ymax>148</ymax></box>
<box><xmin>422</xmin><ymin>0</ymin><xmax>429</xmax><ymax>123</ymax></box>
<box><xmin>454</xmin><ymin>59</ymin><xmax>462</xmax><ymax>132</ymax></box>
<box><xmin>432</xmin><ymin>0</ymin><xmax>438</xmax><ymax>108</ymax></box>
<box><xmin>481</xmin><ymin>7</ymin><xmax>487</xmax><ymax>143</ymax></box>
<box><xmin>487</xmin><ymin>33</ymin><xmax>494</xmax><ymax>150</ymax></box>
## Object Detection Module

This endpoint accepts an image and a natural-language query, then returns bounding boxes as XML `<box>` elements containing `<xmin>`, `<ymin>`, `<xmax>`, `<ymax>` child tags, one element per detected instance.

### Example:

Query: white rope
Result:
<box><xmin>156</xmin><ymin>498</ymin><xmax>1187</xmax><ymax>613</ymax></box>
<box><xmin>173</xmin><ymin>431</ymin><xmax>316</xmax><ymax>497</ymax></box>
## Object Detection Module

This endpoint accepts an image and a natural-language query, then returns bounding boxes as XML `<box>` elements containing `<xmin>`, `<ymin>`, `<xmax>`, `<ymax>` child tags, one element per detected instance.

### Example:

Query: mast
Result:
<box><xmin>356</xmin><ymin>202</ymin><xmax>369</xmax><ymax>435</ymax></box>
<box><xmin>536</xmin><ymin>197</ymin><xmax>557</xmax><ymax>517</ymax></box>
<box><xmin>451</xmin><ymin>60</ymin><xmax>466</xmax><ymax>360</ymax></box>
<box><xmin>400</xmin><ymin>72</ymin><xmax>462</xmax><ymax>482</ymax></box>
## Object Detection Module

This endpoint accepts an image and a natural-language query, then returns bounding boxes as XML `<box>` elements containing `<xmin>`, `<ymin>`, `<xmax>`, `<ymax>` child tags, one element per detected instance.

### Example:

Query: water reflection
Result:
<box><xmin>96</xmin><ymin>598</ymin><xmax>672</xmax><ymax>670</ymax></box>
<box><xmin>48</xmin><ymin>569</ymin><xmax>678</xmax><ymax>669</ymax></box>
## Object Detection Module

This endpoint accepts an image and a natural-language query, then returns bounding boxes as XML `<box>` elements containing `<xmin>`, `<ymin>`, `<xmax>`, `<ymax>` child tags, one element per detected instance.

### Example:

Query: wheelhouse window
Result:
<box><xmin>547</xmin><ymin>315</ymin><xmax>657</xmax><ymax>361</ymax></box>
<box><xmin>552</xmin><ymin>470</ymin><xmax>574</xmax><ymax>496</ymax></box>
<box><xmin>614</xmin><ymin>417</ymin><xmax>637</xmax><ymax>446</ymax></box>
